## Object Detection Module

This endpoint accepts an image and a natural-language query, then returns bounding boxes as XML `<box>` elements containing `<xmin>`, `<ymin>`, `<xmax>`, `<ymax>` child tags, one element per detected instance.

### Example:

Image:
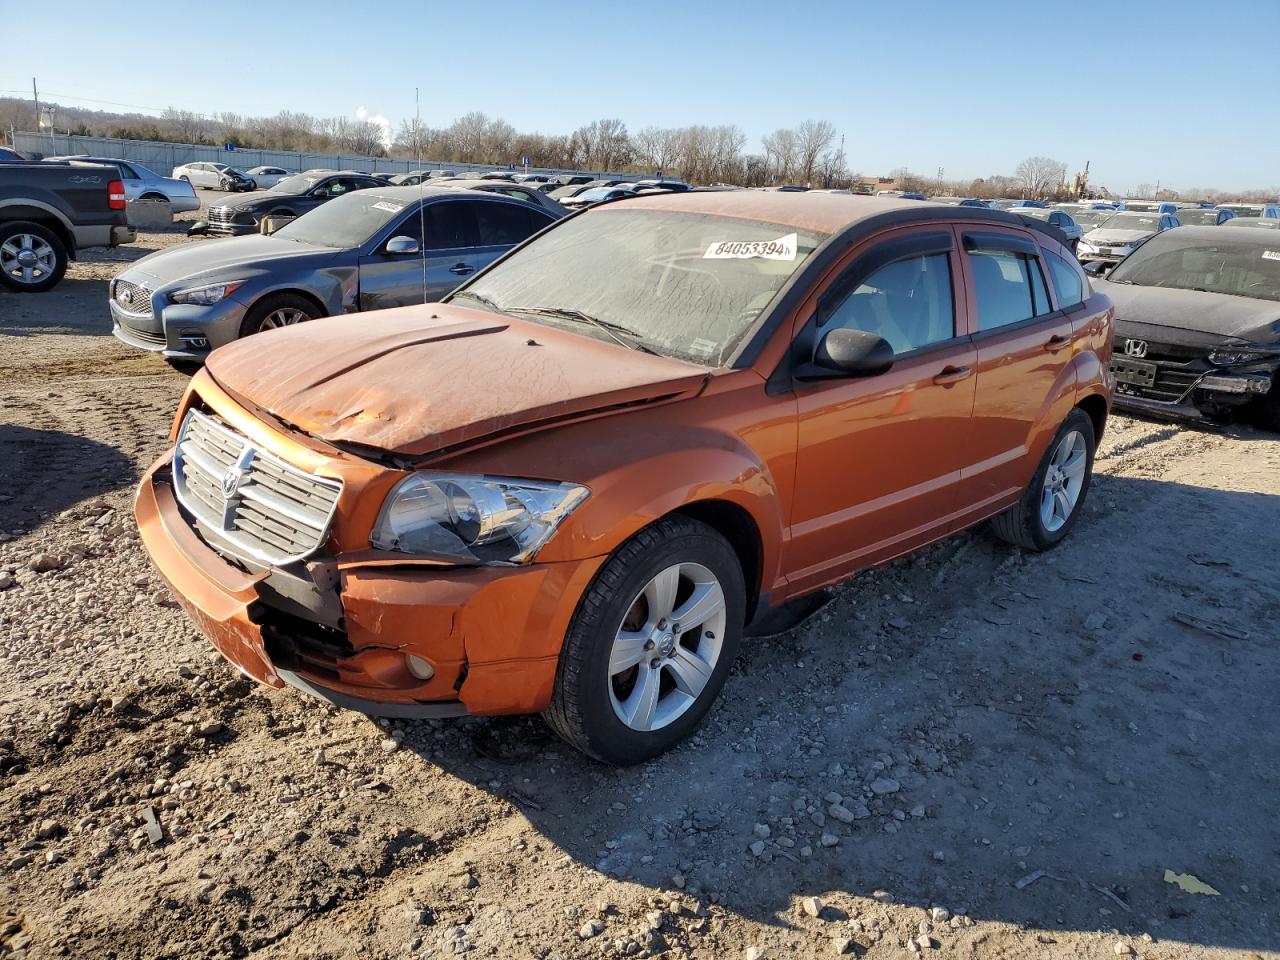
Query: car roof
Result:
<box><xmin>1179</xmin><ymin>224</ymin><xmax>1279</xmax><ymax>240</ymax></box>
<box><xmin>358</xmin><ymin>185</ymin><xmax>520</xmax><ymax>203</ymax></box>
<box><xmin>597</xmin><ymin>191</ymin><xmax>1070</xmax><ymax>236</ymax></box>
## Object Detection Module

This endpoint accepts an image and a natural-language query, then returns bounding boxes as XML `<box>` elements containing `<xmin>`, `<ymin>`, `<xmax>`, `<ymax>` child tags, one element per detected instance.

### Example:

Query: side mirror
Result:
<box><xmin>385</xmin><ymin>235</ymin><xmax>421</xmax><ymax>256</ymax></box>
<box><xmin>1082</xmin><ymin>261</ymin><xmax>1108</xmax><ymax>277</ymax></box>
<box><xmin>795</xmin><ymin>327</ymin><xmax>894</xmax><ymax>381</ymax></box>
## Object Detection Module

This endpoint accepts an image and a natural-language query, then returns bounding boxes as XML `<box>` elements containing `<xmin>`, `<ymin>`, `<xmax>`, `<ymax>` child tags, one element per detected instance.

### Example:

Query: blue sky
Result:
<box><xmin>4</xmin><ymin>0</ymin><xmax>1279</xmax><ymax>192</ymax></box>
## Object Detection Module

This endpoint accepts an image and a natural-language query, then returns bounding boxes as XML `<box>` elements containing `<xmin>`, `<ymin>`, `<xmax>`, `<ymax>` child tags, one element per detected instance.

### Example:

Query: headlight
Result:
<box><xmin>370</xmin><ymin>473</ymin><xmax>589</xmax><ymax>565</ymax></box>
<box><xmin>1208</xmin><ymin>349</ymin><xmax>1270</xmax><ymax>366</ymax></box>
<box><xmin>169</xmin><ymin>282</ymin><xmax>244</xmax><ymax>306</ymax></box>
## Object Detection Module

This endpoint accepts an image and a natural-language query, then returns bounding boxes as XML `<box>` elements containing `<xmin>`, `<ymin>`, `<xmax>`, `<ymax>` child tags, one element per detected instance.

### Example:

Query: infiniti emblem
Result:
<box><xmin>1123</xmin><ymin>339</ymin><xmax>1148</xmax><ymax>359</ymax></box>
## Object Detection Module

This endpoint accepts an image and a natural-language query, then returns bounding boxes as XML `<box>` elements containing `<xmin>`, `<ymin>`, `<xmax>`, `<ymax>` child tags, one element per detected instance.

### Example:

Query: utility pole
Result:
<box><xmin>32</xmin><ymin>77</ymin><xmax>39</xmax><ymax>134</ymax></box>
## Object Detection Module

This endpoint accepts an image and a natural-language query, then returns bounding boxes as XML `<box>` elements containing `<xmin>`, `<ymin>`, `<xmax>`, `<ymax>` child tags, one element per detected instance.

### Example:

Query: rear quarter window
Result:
<box><xmin>1045</xmin><ymin>251</ymin><xmax>1086</xmax><ymax>308</ymax></box>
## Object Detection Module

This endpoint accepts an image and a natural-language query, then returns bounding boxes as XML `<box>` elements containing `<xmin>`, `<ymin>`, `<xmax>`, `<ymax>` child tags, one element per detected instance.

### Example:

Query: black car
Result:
<box><xmin>1095</xmin><ymin>225</ymin><xmax>1280</xmax><ymax>429</ymax></box>
<box><xmin>203</xmin><ymin>171</ymin><xmax>387</xmax><ymax>236</ymax></box>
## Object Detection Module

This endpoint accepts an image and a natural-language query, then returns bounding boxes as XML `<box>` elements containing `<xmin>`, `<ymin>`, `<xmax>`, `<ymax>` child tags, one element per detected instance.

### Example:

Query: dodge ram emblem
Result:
<box><xmin>221</xmin><ymin>465</ymin><xmax>246</xmax><ymax>498</ymax></box>
<box><xmin>1123</xmin><ymin>339</ymin><xmax>1148</xmax><ymax>359</ymax></box>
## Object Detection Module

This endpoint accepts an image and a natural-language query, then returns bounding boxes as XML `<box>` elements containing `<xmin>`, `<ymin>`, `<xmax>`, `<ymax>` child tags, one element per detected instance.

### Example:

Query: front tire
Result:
<box><xmin>544</xmin><ymin>516</ymin><xmax>746</xmax><ymax>765</ymax></box>
<box><xmin>239</xmin><ymin>293</ymin><xmax>321</xmax><ymax>339</ymax></box>
<box><xmin>0</xmin><ymin>221</ymin><xmax>68</xmax><ymax>292</ymax></box>
<box><xmin>990</xmin><ymin>408</ymin><xmax>1096</xmax><ymax>551</ymax></box>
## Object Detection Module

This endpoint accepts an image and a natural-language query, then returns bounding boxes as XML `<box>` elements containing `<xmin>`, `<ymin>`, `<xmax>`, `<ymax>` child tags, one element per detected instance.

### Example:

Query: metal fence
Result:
<box><xmin>9</xmin><ymin>131</ymin><xmax>639</xmax><ymax>181</ymax></box>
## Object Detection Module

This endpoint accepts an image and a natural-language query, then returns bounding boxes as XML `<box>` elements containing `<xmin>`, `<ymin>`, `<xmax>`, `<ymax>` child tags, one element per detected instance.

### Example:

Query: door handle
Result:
<box><xmin>1043</xmin><ymin>334</ymin><xmax>1070</xmax><ymax>353</ymax></box>
<box><xmin>448</xmin><ymin>263</ymin><xmax>474</xmax><ymax>275</ymax></box>
<box><xmin>932</xmin><ymin>365</ymin><xmax>973</xmax><ymax>385</ymax></box>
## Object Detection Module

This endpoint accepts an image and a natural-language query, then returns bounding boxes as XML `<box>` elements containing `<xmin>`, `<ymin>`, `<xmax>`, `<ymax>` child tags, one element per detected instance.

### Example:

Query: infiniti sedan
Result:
<box><xmin>110</xmin><ymin>188</ymin><xmax>558</xmax><ymax>363</ymax></box>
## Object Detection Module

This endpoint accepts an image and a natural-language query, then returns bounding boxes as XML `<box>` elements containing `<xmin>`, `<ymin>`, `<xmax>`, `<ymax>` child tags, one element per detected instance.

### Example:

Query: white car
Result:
<box><xmin>171</xmin><ymin>161</ymin><xmax>255</xmax><ymax>192</ymax></box>
<box><xmin>1076</xmin><ymin>211</ymin><xmax>1181</xmax><ymax>265</ymax></box>
<box><xmin>243</xmin><ymin>165</ymin><xmax>292</xmax><ymax>189</ymax></box>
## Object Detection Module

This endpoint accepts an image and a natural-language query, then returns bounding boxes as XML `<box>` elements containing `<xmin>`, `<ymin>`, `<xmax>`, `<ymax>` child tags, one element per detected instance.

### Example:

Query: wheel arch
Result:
<box><xmin>672</xmin><ymin>499</ymin><xmax>764</xmax><ymax>622</ymax></box>
<box><xmin>0</xmin><ymin>210</ymin><xmax>76</xmax><ymax>258</ymax></box>
<box><xmin>245</xmin><ymin>286</ymin><xmax>329</xmax><ymax>319</ymax></box>
<box><xmin>1075</xmin><ymin>392</ymin><xmax>1109</xmax><ymax>442</ymax></box>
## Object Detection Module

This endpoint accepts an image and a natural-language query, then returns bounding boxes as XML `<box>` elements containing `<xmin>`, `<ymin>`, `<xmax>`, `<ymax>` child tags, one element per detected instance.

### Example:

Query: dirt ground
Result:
<box><xmin>0</xmin><ymin>197</ymin><xmax>1277</xmax><ymax>960</ymax></box>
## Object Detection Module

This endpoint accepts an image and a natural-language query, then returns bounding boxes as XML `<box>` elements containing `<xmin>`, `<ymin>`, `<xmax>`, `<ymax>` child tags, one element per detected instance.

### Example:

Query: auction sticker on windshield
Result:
<box><xmin>1263</xmin><ymin>250</ymin><xmax>1280</xmax><ymax>261</ymax></box>
<box><xmin>704</xmin><ymin>233</ymin><xmax>798</xmax><ymax>261</ymax></box>
<box><xmin>371</xmin><ymin>201</ymin><xmax>405</xmax><ymax>214</ymax></box>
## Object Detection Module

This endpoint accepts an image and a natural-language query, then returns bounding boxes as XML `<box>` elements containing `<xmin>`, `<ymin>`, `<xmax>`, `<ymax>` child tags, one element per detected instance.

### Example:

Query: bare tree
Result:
<box><xmin>573</xmin><ymin>118</ymin><xmax>631</xmax><ymax>170</ymax></box>
<box><xmin>795</xmin><ymin>120</ymin><xmax>836</xmax><ymax>186</ymax></box>
<box><xmin>762</xmin><ymin>128</ymin><xmax>798</xmax><ymax>183</ymax></box>
<box><xmin>1015</xmin><ymin>156</ymin><xmax>1068</xmax><ymax>199</ymax></box>
<box><xmin>162</xmin><ymin>108</ymin><xmax>210</xmax><ymax>144</ymax></box>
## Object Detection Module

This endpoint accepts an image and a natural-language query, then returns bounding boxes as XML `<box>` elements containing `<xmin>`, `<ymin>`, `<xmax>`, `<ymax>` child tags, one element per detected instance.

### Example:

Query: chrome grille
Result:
<box><xmin>113</xmin><ymin>279</ymin><xmax>153</xmax><ymax>318</ymax></box>
<box><xmin>207</xmin><ymin>206</ymin><xmax>235</xmax><ymax>224</ymax></box>
<box><xmin>172</xmin><ymin>410</ymin><xmax>341</xmax><ymax>566</ymax></box>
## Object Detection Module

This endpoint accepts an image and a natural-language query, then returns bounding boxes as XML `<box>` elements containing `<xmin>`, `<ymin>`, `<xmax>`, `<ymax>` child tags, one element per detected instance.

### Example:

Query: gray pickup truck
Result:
<box><xmin>0</xmin><ymin>163</ymin><xmax>135</xmax><ymax>292</ymax></box>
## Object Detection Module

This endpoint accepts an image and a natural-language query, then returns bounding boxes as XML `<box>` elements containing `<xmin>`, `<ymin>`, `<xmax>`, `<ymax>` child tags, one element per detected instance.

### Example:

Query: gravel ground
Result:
<box><xmin>1</xmin><ymin>198</ymin><xmax>1278</xmax><ymax>960</ymax></box>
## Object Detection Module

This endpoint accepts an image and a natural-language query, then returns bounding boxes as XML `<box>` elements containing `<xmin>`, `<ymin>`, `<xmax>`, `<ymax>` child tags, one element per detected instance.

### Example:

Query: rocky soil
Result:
<box><xmin>0</xmin><ymin>199</ymin><xmax>1277</xmax><ymax>960</ymax></box>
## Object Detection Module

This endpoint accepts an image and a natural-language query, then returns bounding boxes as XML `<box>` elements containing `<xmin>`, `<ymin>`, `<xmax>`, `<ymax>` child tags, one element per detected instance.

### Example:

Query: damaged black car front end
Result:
<box><xmin>1095</xmin><ymin>225</ymin><xmax>1280</xmax><ymax>429</ymax></box>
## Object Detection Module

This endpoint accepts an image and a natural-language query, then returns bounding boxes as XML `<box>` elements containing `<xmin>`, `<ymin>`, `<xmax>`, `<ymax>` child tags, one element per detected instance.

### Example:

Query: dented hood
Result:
<box><xmin>203</xmin><ymin>304</ymin><xmax>710</xmax><ymax>458</ymax></box>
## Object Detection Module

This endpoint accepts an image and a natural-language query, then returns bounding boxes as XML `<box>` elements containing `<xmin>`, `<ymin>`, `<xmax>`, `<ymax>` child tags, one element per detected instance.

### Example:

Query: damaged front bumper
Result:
<box><xmin>134</xmin><ymin>440</ymin><xmax>604</xmax><ymax>720</ymax></box>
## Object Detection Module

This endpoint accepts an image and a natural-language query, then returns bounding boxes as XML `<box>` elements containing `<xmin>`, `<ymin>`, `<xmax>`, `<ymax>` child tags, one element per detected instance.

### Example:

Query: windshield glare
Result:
<box><xmin>452</xmin><ymin>209</ymin><xmax>826</xmax><ymax>365</ymax></box>
<box><xmin>1109</xmin><ymin>235</ymin><xmax>1280</xmax><ymax>302</ymax></box>
<box><xmin>273</xmin><ymin>193</ymin><xmax>408</xmax><ymax>248</ymax></box>
<box><xmin>1219</xmin><ymin>205</ymin><xmax>1262</xmax><ymax>217</ymax></box>
<box><xmin>1073</xmin><ymin>210</ymin><xmax>1113</xmax><ymax>229</ymax></box>
<box><xmin>1173</xmin><ymin>209</ymin><xmax>1220</xmax><ymax>226</ymax></box>
<box><xmin>270</xmin><ymin>174</ymin><xmax>319</xmax><ymax>194</ymax></box>
<box><xmin>1097</xmin><ymin>213</ymin><xmax>1159</xmax><ymax>232</ymax></box>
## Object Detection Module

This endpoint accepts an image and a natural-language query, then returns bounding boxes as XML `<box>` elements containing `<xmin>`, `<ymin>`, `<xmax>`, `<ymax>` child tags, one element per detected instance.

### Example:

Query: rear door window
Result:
<box><xmin>474</xmin><ymin>201</ymin><xmax>548</xmax><ymax>247</ymax></box>
<box><xmin>968</xmin><ymin>249</ymin><xmax>1053</xmax><ymax>330</ymax></box>
<box><xmin>423</xmin><ymin>201</ymin><xmax>479</xmax><ymax>251</ymax></box>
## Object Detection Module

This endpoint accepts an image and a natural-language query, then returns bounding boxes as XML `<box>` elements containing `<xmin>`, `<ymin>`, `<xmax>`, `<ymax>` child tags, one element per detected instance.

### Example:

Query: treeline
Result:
<box><xmin>4</xmin><ymin>97</ymin><xmax>1276</xmax><ymax>199</ymax></box>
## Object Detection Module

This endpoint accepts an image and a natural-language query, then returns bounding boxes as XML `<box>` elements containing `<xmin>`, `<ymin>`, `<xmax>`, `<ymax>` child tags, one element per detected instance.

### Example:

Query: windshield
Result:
<box><xmin>451</xmin><ymin>209</ymin><xmax>826</xmax><ymax>365</ymax></box>
<box><xmin>1122</xmin><ymin>202</ymin><xmax>1160</xmax><ymax>212</ymax></box>
<box><xmin>1072</xmin><ymin>210</ymin><xmax>1113</xmax><ymax>229</ymax></box>
<box><xmin>1096</xmin><ymin>213</ymin><xmax>1159</xmax><ymax>232</ymax></box>
<box><xmin>1218</xmin><ymin>205</ymin><xmax>1263</xmax><ymax>217</ymax></box>
<box><xmin>1015</xmin><ymin>208</ymin><xmax>1051</xmax><ymax>220</ymax></box>
<box><xmin>270</xmin><ymin>174</ymin><xmax>319</xmax><ymax>194</ymax></box>
<box><xmin>1109</xmin><ymin>234</ymin><xmax>1280</xmax><ymax>302</ymax></box>
<box><xmin>1173</xmin><ymin>208</ymin><xmax>1221</xmax><ymax>226</ymax></box>
<box><xmin>576</xmin><ymin>187</ymin><xmax>620</xmax><ymax>201</ymax></box>
<box><xmin>274</xmin><ymin>193</ymin><xmax>409</xmax><ymax>248</ymax></box>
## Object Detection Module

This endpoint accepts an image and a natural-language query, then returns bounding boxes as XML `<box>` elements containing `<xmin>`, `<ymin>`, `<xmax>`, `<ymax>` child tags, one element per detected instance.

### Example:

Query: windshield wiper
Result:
<box><xmin>451</xmin><ymin>290</ymin><xmax>508</xmax><ymax>314</ymax></box>
<box><xmin>505</xmin><ymin>306</ymin><xmax>660</xmax><ymax>355</ymax></box>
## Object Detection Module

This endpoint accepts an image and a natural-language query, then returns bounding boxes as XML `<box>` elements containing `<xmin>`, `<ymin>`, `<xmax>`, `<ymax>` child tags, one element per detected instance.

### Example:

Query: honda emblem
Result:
<box><xmin>1123</xmin><ymin>339</ymin><xmax>1148</xmax><ymax>359</ymax></box>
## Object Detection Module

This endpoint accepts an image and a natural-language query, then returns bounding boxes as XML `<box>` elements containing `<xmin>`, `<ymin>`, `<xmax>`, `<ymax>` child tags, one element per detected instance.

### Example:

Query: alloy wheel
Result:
<box><xmin>1040</xmin><ymin>429</ymin><xmax>1087</xmax><ymax>532</ymax></box>
<box><xmin>0</xmin><ymin>234</ymin><xmax>57</xmax><ymax>286</ymax></box>
<box><xmin>607</xmin><ymin>562</ymin><xmax>727</xmax><ymax>732</ymax></box>
<box><xmin>259</xmin><ymin>307</ymin><xmax>310</xmax><ymax>330</ymax></box>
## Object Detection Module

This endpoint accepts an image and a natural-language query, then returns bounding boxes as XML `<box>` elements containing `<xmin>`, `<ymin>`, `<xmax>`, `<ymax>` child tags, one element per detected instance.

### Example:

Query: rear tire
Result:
<box><xmin>0</xmin><ymin>221</ymin><xmax>68</xmax><ymax>293</ymax></box>
<box><xmin>544</xmin><ymin>516</ymin><xmax>746</xmax><ymax>765</ymax></box>
<box><xmin>990</xmin><ymin>408</ymin><xmax>1096</xmax><ymax>551</ymax></box>
<box><xmin>239</xmin><ymin>293</ymin><xmax>321</xmax><ymax>339</ymax></box>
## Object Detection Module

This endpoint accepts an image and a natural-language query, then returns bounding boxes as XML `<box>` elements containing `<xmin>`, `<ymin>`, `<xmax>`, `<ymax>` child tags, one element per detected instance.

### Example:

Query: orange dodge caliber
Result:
<box><xmin>136</xmin><ymin>192</ymin><xmax>1114</xmax><ymax>764</ymax></box>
